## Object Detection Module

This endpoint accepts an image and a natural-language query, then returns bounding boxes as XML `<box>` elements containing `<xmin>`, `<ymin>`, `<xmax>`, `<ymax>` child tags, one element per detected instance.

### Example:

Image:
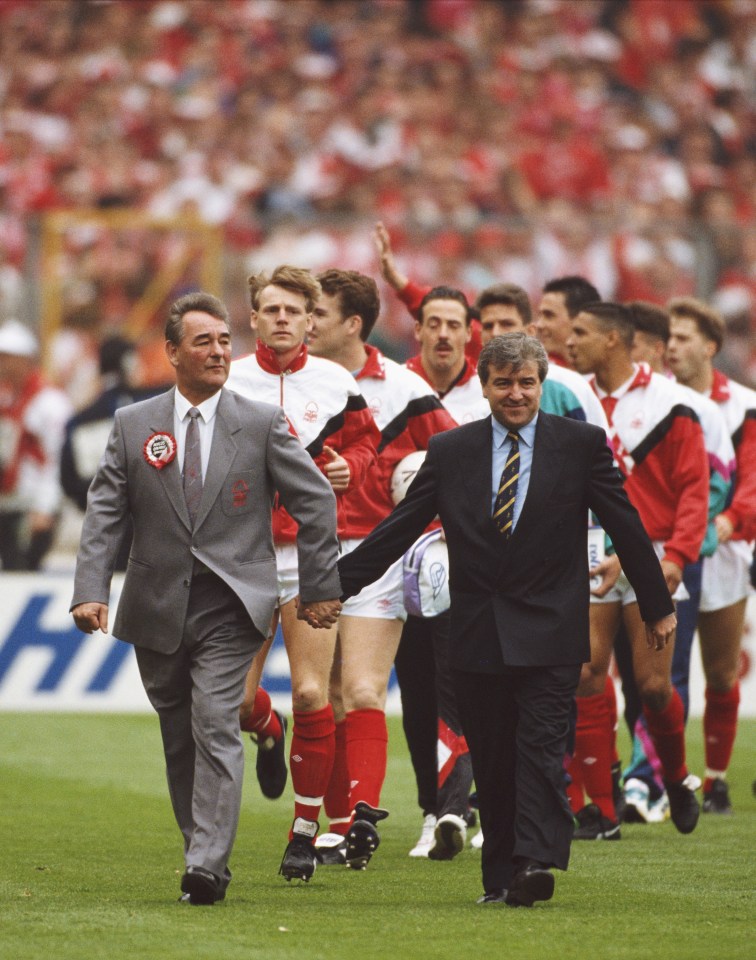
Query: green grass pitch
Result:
<box><xmin>1</xmin><ymin>714</ymin><xmax>754</xmax><ymax>960</ymax></box>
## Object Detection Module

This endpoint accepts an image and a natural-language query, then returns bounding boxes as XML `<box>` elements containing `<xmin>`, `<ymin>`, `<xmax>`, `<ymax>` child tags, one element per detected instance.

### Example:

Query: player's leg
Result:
<box><xmin>626</xmin><ymin>601</ymin><xmax>700</xmax><ymax>834</ymax></box>
<box><xmin>621</xmin><ymin>559</ymin><xmax>703</xmax><ymax>823</ymax></box>
<box><xmin>393</xmin><ymin>614</ymin><xmax>439</xmax><ymax>855</ymax></box>
<box><xmin>571</xmin><ymin>599</ymin><xmax>622</xmax><ymax>837</ymax></box>
<box><xmin>428</xmin><ymin>609</ymin><xmax>475</xmax><ymax>860</ymax></box>
<box><xmin>698</xmin><ymin>599</ymin><xmax>746</xmax><ymax>813</ymax></box>
<box><xmin>278</xmin><ymin>597</ymin><xmax>338</xmax><ymax>880</ymax></box>
<box><xmin>316</xmin><ymin>638</ymin><xmax>352</xmax><ymax>863</ymax></box>
<box><xmin>697</xmin><ymin>541</ymin><xmax>751</xmax><ymax>813</ymax></box>
<box><xmin>338</xmin><ymin>612</ymin><xmax>403</xmax><ymax>868</ymax></box>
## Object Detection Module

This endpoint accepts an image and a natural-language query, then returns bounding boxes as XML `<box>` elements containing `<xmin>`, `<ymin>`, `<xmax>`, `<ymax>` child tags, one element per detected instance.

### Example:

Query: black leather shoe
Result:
<box><xmin>506</xmin><ymin>864</ymin><xmax>555</xmax><ymax>907</ymax></box>
<box><xmin>180</xmin><ymin>866</ymin><xmax>221</xmax><ymax>905</ymax></box>
<box><xmin>476</xmin><ymin>889</ymin><xmax>508</xmax><ymax>905</ymax></box>
<box><xmin>255</xmin><ymin>712</ymin><xmax>288</xmax><ymax>800</ymax></box>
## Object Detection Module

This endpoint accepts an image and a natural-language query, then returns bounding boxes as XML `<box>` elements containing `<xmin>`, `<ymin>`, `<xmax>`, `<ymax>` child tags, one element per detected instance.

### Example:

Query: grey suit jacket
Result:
<box><xmin>72</xmin><ymin>387</ymin><xmax>341</xmax><ymax>653</ymax></box>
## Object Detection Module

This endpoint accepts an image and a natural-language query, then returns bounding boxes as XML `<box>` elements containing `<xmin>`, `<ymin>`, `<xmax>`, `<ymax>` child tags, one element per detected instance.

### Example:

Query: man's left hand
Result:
<box><xmin>322</xmin><ymin>445</ymin><xmax>350</xmax><ymax>491</ymax></box>
<box><xmin>714</xmin><ymin>513</ymin><xmax>734</xmax><ymax>543</ymax></box>
<box><xmin>589</xmin><ymin>554</ymin><xmax>621</xmax><ymax>596</ymax></box>
<box><xmin>660</xmin><ymin>559</ymin><xmax>683</xmax><ymax>595</ymax></box>
<box><xmin>296</xmin><ymin>597</ymin><xmax>342</xmax><ymax>629</ymax></box>
<box><xmin>645</xmin><ymin>612</ymin><xmax>677</xmax><ymax>651</ymax></box>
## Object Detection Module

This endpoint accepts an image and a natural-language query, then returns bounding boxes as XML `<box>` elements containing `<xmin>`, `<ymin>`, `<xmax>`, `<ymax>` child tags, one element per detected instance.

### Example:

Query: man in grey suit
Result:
<box><xmin>71</xmin><ymin>292</ymin><xmax>342</xmax><ymax>905</ymax></box>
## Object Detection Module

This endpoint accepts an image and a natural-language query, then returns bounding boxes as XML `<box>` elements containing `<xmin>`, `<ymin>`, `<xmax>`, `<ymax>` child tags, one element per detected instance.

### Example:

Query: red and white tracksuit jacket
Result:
<box><xmin>227</xmin><ymin>340</ymin><xmax>379</xmax><ymax>544</ymax></box>
<box><xmin>589</xmin><ymin>363</ymin><xmax>709</xmax><ymax>569</ymax></box>
<box><xmin>709</xmin><ymin>368</ymin><xmax>756</xmax><ymax>542</ymax></box>
<box><xmin>343</xmin><ymin>344</ymin><xmax>457</xmax><ymax>538</ymax></box>
<box><xmin>405</xmin><ymin>354</ymin><xmax>490</xmax><ymax>425</ymax></box>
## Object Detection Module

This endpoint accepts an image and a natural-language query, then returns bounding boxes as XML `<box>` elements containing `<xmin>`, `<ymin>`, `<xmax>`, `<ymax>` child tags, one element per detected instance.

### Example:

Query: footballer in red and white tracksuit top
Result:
<box><xmin>227</xmin><ymin>339</ymin><xmax>380</xmax><ymax>830</ymax></box>
<box><xmin>590</xmin><ymin>364</ymin><xmax>709</xmax><ymax>571</ymax></box>
<box><xmin>323</xmin><ymin>344</ymin><xmax>458</xmax><ymax>835</ymax></box>
<box><xmin>578</xmin><ymin>362</ymin><xmax>709</xmax><ymax>810</ymax></box>
<box><xmin>698</xmin><ymin>369</ymin><xmax>756</xmax><ymax>791</ymax></box>
<box><xmin>405</xmin><ymin>353</ymin><xmax>490</xmax><ymax>425</ymax></box>
<box><xmin>228</xmin><ymin>340</ymin><xmax>379</xmax><ymax>549</ymax></box>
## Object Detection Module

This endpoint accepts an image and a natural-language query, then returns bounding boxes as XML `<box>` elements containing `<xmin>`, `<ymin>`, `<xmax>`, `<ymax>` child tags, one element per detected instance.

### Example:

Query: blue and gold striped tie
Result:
<box><xmin>493</xmin><ymin>431</ymin><xmax>520</xmax><ymax>538</ymax></box>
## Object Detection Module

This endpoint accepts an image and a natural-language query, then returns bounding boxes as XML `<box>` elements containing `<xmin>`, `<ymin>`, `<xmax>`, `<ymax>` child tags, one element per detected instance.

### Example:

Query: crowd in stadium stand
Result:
<box><xmin>0</xmin><ymin>0</ymin><xmax>755</xmax><ymax>396</ymax></box>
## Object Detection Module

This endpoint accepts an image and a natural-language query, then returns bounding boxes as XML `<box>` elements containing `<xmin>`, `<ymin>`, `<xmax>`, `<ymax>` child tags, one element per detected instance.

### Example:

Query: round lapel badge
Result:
<box><xmin>143</xmin><ymin>432</ymin><xmax>177</xmax><ymax>470</ymax></box>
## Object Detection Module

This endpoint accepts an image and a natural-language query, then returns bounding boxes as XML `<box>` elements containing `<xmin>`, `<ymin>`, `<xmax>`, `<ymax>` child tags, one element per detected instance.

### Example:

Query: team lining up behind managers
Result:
<box><xmin>68</xmin><ymin>222</ymin><xmax>755</xmax><ymax>908</ymax></box>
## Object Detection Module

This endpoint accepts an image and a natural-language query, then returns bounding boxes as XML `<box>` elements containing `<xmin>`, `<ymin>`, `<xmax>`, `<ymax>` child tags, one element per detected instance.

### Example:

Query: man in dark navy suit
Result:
<box><xmin>338</xmin><ymin>333</ymin><xmax>675</xmax><ymax>907</ymax></box>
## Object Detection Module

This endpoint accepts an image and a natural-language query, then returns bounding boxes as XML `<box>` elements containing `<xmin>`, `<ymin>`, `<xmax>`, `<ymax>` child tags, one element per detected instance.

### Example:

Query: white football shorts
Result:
<box><xmin>590</xmin><ymin>540</ymin><xmax>688</xmax><ymax>606</ymax></box>
<box><xmin>699</xmin><ymin>539</ymin><xmax>753</xmax><ymax>613</ymax></box>
<box><xmin>339</xmin><ymin>538</ymin><xmax>407</xmax><ymax>621</ymax></box>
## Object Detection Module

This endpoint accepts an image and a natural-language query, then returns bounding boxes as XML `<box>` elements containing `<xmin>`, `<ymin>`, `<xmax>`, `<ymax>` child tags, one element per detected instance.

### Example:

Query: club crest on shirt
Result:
<box><xmin>232</xmin><ymin>478</ymin><xmax>249</xmax><ymax>507</ymax></box>
<box><xmin>143</xmin><ymin>432</ymin><xmax>177</xmax><ymax>470</ymax></box>
<box><xmin>303</xmin><ymin>400</ymin><xmax>319</xmax><ymax>423</ymax></box>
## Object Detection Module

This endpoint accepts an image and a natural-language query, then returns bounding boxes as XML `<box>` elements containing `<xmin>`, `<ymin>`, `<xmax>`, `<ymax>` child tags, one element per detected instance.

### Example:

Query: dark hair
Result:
<box><xmin>317</xmin><ymin>268</ymin><xmax>381</xmax><ymax>341</ymax></box>
<box><xmin>166</xmin><ymin>291</ymin><xmax>229</xmax><ymax>345</ymax></box>
<box><xmin>476</xmin><ymin>283</ymin><xmax>532</xmax><ymax>325</ymax></box>
<box><xmin>418</xmin><ymin>285</ymin><xmax>471</xmax><ymax>326</ymax></box>
<box><xmin>542</xmin><ymin>275</ymin><xmax>601</xmax><ymax>318</ymax></box>
<box><xmin>668</xmin><ymin>296</ymin><xmax>725</xmax><ymax>353</ymax></box>
<box><xmin>477</xmin><ymin>332</ymin><xmax>548</xmax><ymax>384</ymax></box>
<box><xmin>579</xmin><ymin>301</ymin><xmax>635</xmax><ymax>349</ymax></box>
<box><xmin>626</xmin><ymin>300</ymin><xmax>670</xmax><ymax>344</ymax></box>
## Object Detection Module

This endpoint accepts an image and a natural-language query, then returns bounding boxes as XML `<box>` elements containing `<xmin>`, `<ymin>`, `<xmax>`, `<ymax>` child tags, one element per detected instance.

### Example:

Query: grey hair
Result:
<box><xmin>165</xmin><ymin>291</ymin><xmax>229</xmax><ymax>345</ymax></box>
<box><xmin>477</xmin><ymin>332</ymin><xmax>549</xmax><ymax>384</ymax></box>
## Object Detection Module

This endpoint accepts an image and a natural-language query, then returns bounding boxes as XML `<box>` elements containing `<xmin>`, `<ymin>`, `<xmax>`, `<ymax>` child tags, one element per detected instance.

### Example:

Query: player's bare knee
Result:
<box><xmin>639</xmin><ymin>681</ymin><xmax>671</xmax><ymax>713</ymax></box>
<box><xmin>705</xmin><ymin>667</ymin><xmax>738</xmax><ymax>693</ymax></box>
<box><xmin>344</xmin><ymin>682</ymin><xmax>383</xmax><ymax>712</ymax></box>
<box><xmin>578</xmin><ymin>661</ymin><xmax>606</xmax><ymax>696</ymax></box>
<box><xmin>290</xmin><ymin>679</ymin><xmax>326</xmax><ymax>713</ymax></box>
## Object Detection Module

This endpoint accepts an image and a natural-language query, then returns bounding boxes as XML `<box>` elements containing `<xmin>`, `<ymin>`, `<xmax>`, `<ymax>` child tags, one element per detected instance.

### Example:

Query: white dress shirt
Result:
<box><xmin>174</xmin><ymin>389</ymin><xmax>220</xmax><ymax>482</ymax></box>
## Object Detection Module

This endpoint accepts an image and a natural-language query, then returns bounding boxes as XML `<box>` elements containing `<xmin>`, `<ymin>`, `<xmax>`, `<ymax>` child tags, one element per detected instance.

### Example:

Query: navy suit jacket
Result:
<box><xmin>338</xmin><ymin>411</ymin><xmax>674</xmax><ymax>672</ymax></box>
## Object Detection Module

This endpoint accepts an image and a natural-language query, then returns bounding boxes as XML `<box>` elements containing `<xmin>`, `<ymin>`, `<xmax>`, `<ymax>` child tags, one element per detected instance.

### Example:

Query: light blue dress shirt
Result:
<box><xmin>490</xmin><ymin>414</ymin><xmax>538</xmax><ymax>531</ymax></box>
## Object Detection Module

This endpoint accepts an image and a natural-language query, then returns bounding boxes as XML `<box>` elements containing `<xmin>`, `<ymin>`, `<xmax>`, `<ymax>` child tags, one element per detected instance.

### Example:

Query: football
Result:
<box><xmin>390</xmin><ymin>450</ymin><xmax>426</xmax><ymax>504</ymax></box>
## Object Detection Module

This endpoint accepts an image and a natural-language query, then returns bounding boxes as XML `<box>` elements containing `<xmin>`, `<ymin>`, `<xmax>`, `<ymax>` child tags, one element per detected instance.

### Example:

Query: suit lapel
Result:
<box><xmin>193</xmin><ymin>388</ymin><xmax>239</xmax><ymax>531</ymax></box>
<box><xmin>510</xmin><ymin>412</ymin><xmax>565</xmax><ymax>540</ymax></box>
<box><xmin>459</xmin><ymin>416</ymin><xmax>502</xmax><ymax>536</ymax></box>
<box><xmin>149</xmin><ymin>389</ymin><xmax>192</xmax><ymax>531</ymax></box>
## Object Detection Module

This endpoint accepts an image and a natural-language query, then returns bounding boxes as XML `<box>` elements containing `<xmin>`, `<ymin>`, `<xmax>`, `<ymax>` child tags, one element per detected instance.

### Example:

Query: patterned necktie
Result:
<box><xmin>183</xmin><ymin>407</ymin><xmax>203</xmax><ymax>526</ymax></box>
<box><xmin>493</xmin><ymin>430</ymin><xmax>520</xmax><ymax>538</ymax></box>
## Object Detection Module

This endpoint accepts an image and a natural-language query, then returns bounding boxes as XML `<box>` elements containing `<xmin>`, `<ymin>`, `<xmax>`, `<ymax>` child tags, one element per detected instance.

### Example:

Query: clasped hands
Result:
<box><xmin>295</xmin><ymin>596</ymin><xmax>342</xmax><ymax>629</ymax></box>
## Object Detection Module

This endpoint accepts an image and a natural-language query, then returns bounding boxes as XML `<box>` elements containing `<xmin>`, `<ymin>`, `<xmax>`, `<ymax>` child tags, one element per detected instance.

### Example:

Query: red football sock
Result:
<box><xmin>346</xmin><ymin>708</ymin><xmax>388</xmax><ymax>811</ymax></box>
<box><xmin>703</xmin><ymin>683</ymin><xmax>740</xmax><ymax>790</ymax></box>
<box><xmin>605</xmin><ymin>674</ymin><xmax>620</xmax><ymax>766</ymax></box>
<box><xmin>565</xmin><ymin>752</ymin><xmax>585</xmax><ymax>814</ymax></box>
<box><xmin>290</xmin><ymin>704</ymin><xmax>335</xmax><ymax>832</ymax></box>
<box><xmin>574</xmin><ymin>692</ymin><xmax>616</xmax><ymax>820</ymax></box>
<box><xmin>643</xmin><ymin>689</ymin><xmax>686</xmax><ymax>785</ymax></box>
<box><xmin>323</xmin><ymin>718</ymin><xmax>351</xmax><ymax>835</ymax></box>
<box><xmin>239</xmin><ymin>686</ymin><xmax>282</xmax><ymax>742</ymax></box>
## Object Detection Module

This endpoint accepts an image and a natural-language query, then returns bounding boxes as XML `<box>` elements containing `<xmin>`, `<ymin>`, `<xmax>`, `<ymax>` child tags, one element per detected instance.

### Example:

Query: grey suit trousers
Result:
<box><xmin>135</xmin><ymin>571</ymin><xmax>264</xmax><ymax>881</ymax></box>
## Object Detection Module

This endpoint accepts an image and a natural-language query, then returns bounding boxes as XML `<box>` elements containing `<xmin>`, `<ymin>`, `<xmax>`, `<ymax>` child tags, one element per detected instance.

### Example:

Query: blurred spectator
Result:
<box><xmin>0</xmin><ymin>318</ymin><xmax>72</xmax><ymax>570</ymax></box>
<box><xmin>0</xmin><ymin>0</ymin><xmax>753</xmax><ymax>379</ymax></box>
<box><xmin>60</xmin><ymin>335</ymin><xmax>162</xmax><ymax>569</ymax></box>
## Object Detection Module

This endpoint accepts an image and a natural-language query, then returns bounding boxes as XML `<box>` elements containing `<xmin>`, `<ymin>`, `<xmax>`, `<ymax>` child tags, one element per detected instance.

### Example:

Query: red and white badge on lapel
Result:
<box><xmin>143</xmin><ymin>432</ymin><xmax>177</xmax><ymax>470</ymax></box>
